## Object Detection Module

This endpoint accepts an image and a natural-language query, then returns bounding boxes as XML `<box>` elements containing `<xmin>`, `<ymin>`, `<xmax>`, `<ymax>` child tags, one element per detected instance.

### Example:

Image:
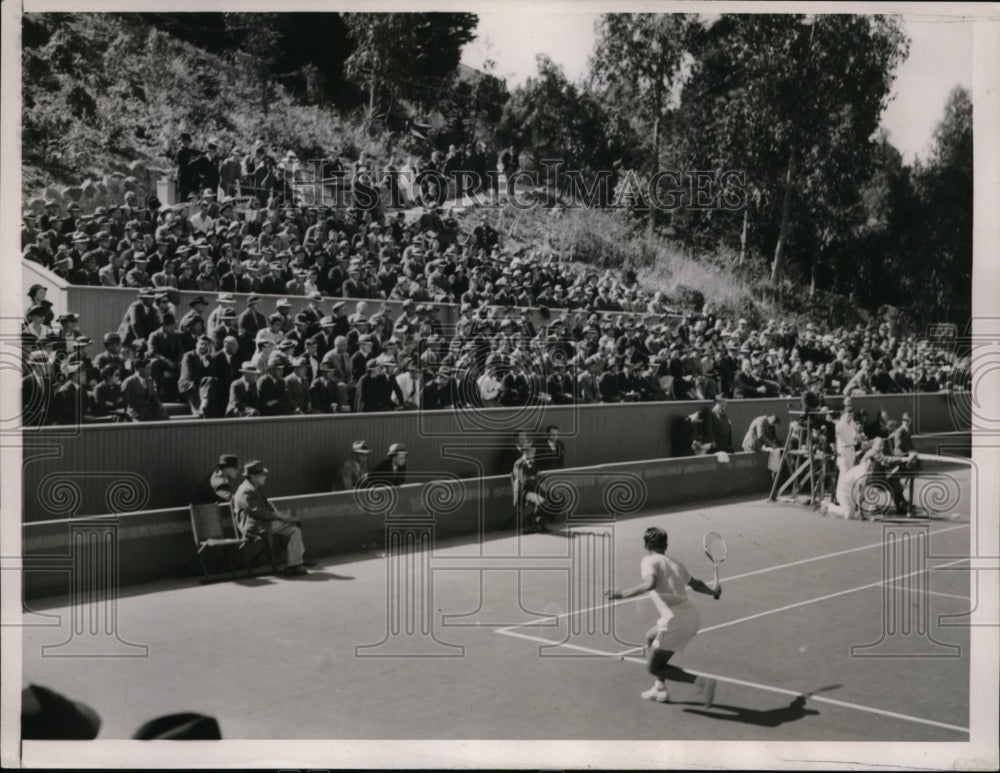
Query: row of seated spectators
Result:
<box><xmin>21</xmin><ymin>198</ymin><xmax>968</xmax><ymax>425</ymax></box>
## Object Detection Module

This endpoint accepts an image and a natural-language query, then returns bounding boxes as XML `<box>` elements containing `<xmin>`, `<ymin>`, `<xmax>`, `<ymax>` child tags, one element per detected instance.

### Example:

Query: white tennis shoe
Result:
<box><xmin>641</xmin><ymin>685</ymin><xmax>669</xmax><ymax>703</ymax></box>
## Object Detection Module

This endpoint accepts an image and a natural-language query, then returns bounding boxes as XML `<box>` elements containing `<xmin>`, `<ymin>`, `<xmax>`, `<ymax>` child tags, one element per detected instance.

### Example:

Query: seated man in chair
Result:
<box><xmin>232</xmin><ymin>460</ymin><xmax>310</xmax><ymax>576</ymax></box>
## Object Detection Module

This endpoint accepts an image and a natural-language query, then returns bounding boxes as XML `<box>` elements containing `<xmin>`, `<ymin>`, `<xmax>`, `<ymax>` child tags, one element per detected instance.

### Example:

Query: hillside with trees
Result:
<box><xmin>21</xmin><ymin>11</ymin><xmax>972</xmax><ymax>326</ymax></box>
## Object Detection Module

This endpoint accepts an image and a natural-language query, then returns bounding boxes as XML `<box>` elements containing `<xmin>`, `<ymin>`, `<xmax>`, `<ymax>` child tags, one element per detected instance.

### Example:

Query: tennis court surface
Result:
<box><xmin>22</xmin><ymin>475</ymin><xmax>973</xmax><ymax>742</ymax></box>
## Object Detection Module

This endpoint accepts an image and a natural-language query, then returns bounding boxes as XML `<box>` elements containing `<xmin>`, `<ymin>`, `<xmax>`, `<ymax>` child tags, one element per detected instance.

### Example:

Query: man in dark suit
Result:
<box><xmin>148</xmin><ymin>313</ymin><xmax>186</xmax><ymax>402</ymax></box>
<box><xmin>309</xmin><ymin>317</ymin><xmax>338</xmax><ymax>359</ymax></box>
<box><xmin>192</xmin><ymin>453</ymin><xmax>242</xmax><ymax>505</ymax></box>
<box><xmin>237</xmin><ymin>295</ymin><xmax>268</xmax><ymax>340</ymax></box>
<box><xmin>225</xmin><ymin>362</ymin><xmax>262</xmax><ymax>418</ymax></box>
<box><xmin>233</xmin><ymin>460</ymin><xmax>308</xmax><ymax>576</ymax></box>
<box><xmin>122</xmin><ymin>358</ymin><xmax>168</xmax><ymax>421</ymax></box>
<box><xmin>534</xmin><ymin>425</ymin><xmax>566</xmax><ymax>472</ymax></box>
<box><xmin>420</xmin><ymin>365</ymin><xmax>454</xmax><ymax>411</ymax></box>
<box><xmin>367</xmin><ymin>443</ymin><xmax>408</xmax><ymax>487</ymax></box>
<box><xmin>208</xmin><ymin>336</ymin><xmax>241</xmax><ymax>417</ymax></box>
<box><xmin>49</xmin><ymin>360</ymin><xmax>86</xmax><ymax>426</ymax></box>
<box><xmin>118</xmin><ymin>288</ymin><xmax>160</xmax><ymax>346</ymax></box>
<box><xmin>178</xmin><ymin>335</ymin><xmax>216</xmax><ymax>417</ymax></box>
<box><xmin>309</xmin><ymin>360</ymin><xmax>342</xmax><ymax>414</ymax></box>
<box><xmin>258</xmin><ymin>352</ymin><xmax>295</xmax><ymax>415</ymax></box>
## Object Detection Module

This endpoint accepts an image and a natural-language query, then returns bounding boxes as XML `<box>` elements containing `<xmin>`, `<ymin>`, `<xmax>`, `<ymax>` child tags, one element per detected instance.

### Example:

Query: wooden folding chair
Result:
<box><xmin>189</xmin><ymin>503</ymin><xmax>244</xmax><ymax>583</ymax></box>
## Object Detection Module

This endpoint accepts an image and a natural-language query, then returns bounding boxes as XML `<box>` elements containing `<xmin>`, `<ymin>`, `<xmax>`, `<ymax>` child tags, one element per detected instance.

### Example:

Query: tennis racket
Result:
<box><xmin>703</xmin><ymin>531</ymin><xmax>728</xmax><ymax>595</ymax></box>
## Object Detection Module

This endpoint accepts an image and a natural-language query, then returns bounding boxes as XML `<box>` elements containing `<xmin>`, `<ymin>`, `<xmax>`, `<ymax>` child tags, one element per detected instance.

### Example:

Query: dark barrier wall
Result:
<box><xmin>23</xmin><ymin>453</ymin><xmax>774</xmax><ymax>599</ymax></box>
<box><xmin>21</xmin><ymin>392</ymin><xmax>966</xmax><ymax>521</ymax></box>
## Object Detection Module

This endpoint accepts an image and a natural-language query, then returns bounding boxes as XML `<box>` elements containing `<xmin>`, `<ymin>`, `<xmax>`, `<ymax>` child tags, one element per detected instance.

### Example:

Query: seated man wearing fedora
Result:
<box><xmin>193</xmin><ymin>453</ymin><xmax>243</xmax><ymax>506</ymax></box>
<box><xmin>337</xmin><ymin>440</ymin><xmax>371</xmax><ymax>490</ymax></box>
<box><xmin>233</xmin><ymin>460</ymin><xmax>309</xmax><ymax>576</ymax></box>
<box><xmin>367</xmin><ymin>443</ymin><xmax>408</xmax><ymax>487</ymax></box>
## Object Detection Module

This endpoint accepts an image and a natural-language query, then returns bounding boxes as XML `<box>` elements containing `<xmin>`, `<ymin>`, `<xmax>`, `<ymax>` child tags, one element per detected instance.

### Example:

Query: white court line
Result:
<box><xmin>493</xmin><ymin>627</ymin><xmax>968</xmax><ymax>735</ymax></box>
<box><xmin>884</xmin><ymin>584</ymin><xmax>970</xmax><ymax>602</ymax></box>
<box><xmin>698</xmin><ymin>557</ymin><xmax>969</xmax><ymax>634</ymax></box>
<box><xmin>495</xmin><ymin>522</ymin><xmax>969</xmax><ymax>634</ymax></box>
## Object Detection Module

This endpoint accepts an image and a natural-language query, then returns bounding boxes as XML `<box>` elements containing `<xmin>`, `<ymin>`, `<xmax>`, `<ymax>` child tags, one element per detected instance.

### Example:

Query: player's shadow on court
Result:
<box><xmin>284</xmin><ymin>571</ymin><xmax>355</xmax><ymax>582</ymax></box>
<box><xmin>681</xmin><ymin>696</ymin><xmax>820</xmax><ymax>727</ymax></box>
<box><xmin>234</xmin><ymin>577</ymin><xmax>277</xmax><ymax>587</ymax></box>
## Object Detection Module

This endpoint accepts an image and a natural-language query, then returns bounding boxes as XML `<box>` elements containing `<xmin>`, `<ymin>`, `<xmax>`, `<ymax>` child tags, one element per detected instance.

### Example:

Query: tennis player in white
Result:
<box><xmin>607</xmin><ymin>527</ymin><xmax>721</xmax><ymax>704</ymax></box>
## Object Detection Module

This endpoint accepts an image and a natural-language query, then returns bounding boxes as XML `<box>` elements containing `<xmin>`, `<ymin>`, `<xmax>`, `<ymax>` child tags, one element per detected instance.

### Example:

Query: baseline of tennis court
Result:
<box><xmin>20</xmin><ymin>474</ymin><xmax>973</xmax><ymax>742</ymax></box>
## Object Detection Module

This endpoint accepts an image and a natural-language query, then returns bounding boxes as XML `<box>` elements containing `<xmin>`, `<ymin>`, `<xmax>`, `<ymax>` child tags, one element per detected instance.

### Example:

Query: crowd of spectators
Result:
<box><xmin>21</xmin><ymin>145</ymin><xmax>969</xmax><ymax>426</ymax></box>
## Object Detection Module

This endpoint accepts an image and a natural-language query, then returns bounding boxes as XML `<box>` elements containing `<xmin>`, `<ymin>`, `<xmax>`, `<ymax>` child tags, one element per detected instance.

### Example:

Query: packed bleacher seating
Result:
<box><xmin>21</xmin><ymin>141</ymin><xmax>970</xmax><ymax>426</ymax></box>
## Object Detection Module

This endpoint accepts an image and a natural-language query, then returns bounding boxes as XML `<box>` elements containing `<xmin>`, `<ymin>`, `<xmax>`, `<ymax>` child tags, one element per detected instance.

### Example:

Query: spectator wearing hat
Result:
<box><xmin>219</xmin><ymin>258</ymin><xmax>256</xmax><ymax>293</ymax></box>
<box><xmin>73</xmin><ymin>251</ymin><xmax>101</xmax><ymax>286</ymax></box>
<box><xmin>337</xmin><ymin>440</ymin><xmax>372</xmax><ymax>490</ymax></box>
<box><xmin>545</xmin><ymin>362</ymin><xmax>575</xmax><ymax>405</ymax></box>
<box><xmin>355</xmin><ymin>356</ymin><xmax>404</xmax><ymax>413</ymax></box>
<box><xmin>189</xmin><ymin>199</ymin><xmax>215</xmax><ymax>236</ymax></box>
<box><xmin>226</xmin><ymin>362</ymin><xmax>262</xmax><ymax>418</ymax></box>
<box><xmin>843</xmin><ymin>361</ymin><xmax>872</xmax><ymax>396</ymax></box>
<box><xmin>118</xmin><ymin>288</ymin><xmax>161</xmax><ymax>346</ymax></box>
<box><xmin>319</xmin><ymin>334</ymin><xmax>353</xmax><ymax>404</ymax></box>
<box><xmin>534</xmin><ymin>425</ymin><xmax>566</xmax><ymax>472</ymax></box>
<box><xmin>92</xmin><ymin>332</ymin><xmax>126</xmax><ymax>376</ymax></box>
<box><xmin>49</xmin><ymin>359</ymin><xmax>87</xmax><ymax>426</ymax></box>
<box><xmin>179</xmin><ymin>295</ymin><xmax>209</xmax><ymax>333</ymax></box>
<box><xmin>178</xmin><ymin>335</ymin><xmax>216</xmax><ymax>417</ymax></box>
<box><xmin>309</xmin><ymin>316</ymin><xmax>339</xmax><ymax>359</ymax></box>
<box><xmin>148</xmin><ymin>312</ymin><xmax>185</xmax><ymax>398</ymax></box>
<box><xmin>309</xmin><ymin>359</ymin><xmax>342</xmax><ymax>413</ymax></box>
<box><xmin>283</xmin><ymin>312</ymin><xmax>312</xmax><ymax>356</ymax></box>
<box><xmin>598</xmin><ymin>358</ymin><xmax>623</xmax><ymax>403</ymax></box>
<box><xmin>207</xmin><ymin>335</ymin><xmax>240</xmax><ymax>409</ymax></box>
<box><xmin>175</xmin><ymin>133</ymin><xmax>200</xmax><ymax>202</ymax></box>
<box><xmin>394</xmin><ymin>359</ymin><xmax>421</xmax><ymax>409</ymax></box>
<box><xmin>211</xmin><ymin>306</ymin><xmax>243</xmax><ymax>354</ymax></box>
<box><xmin>259</xmin><ymin>352</ymin><xmax>296</xmax><ymax>415</ymax></box>
<box><xmin>206</xmin><ymin>293</ymin><xmax>235</xmax><ymax>337</ymax></box>
<box><xmin>23</xmin><ymin>304</ymin><xmax>52</xmax><ymax>347</ymax></box>
<box><xmin>123</xmin><ymin>251</ymin><xmax>151</xmax><ymax>288</ymax></box>
<box><xmin>237</xmin><ymin>294</ymin><xmax>268</xmax><ymax>340</ymax></box>
<box><xmin>368</xmin><ymin>443</ymin><xmax>408</xmax><ymax>487</ymax></box>
<box><xmin>742</xmin><ymin>414</ymin><xmax>783</xmax><ymax>453</ymax></box>
<box><xmin>866</xmin><ymin>437</ymin><xmax>912</xmax><ymax>516</ymax></box>
<box><xmin>421</xmin><ymin>364</ymin><xmax>455</xmax><ymax>410</ymax></box>
<box><xmin>476</xmin><ymin>355</ymin><xmax>503</xmax><ymax>406</ymax></box>
<box><xmin>273</xmin><ymin>298</ymin><xmax>294</xmax><ymax>333</ymax></box>
<box><xmin>498</xmin><ymin>358</ymin><xmax>531</xmax><ymax>406</ymax></box>
<box><xmin>732</xmin><ymin>357</ymin><xmax>767</xmax><ymax>399</ymax></box>
<box><xmin>277</xmin><ymin>349</ymin><xmax>309</xmax><ymax>410</ymax></box>
<box><xmin>704</xmin><ymin>396</ymin><xmax>734</xmax><ymax>454</ymax></box>
<box><xmin>890</xmin><ymin>412</ymin><xmax>915</xmax><ymax>457</ymax></box>
<box><xmin>233</xmin><ymin>460</ymin><xmax>308</xmax><ymax>576</ymax></box>
<box><xmin>350</xmin><ymin>334</ymin><xmax>376</xmax><ymax>381</ymax></box>
<box><xmin>219</xmin><ymin>146</ymin><xmax>243</xmax><ymax>196</ymax></box>
<box><xmin>192</xmin><ymin>453</ymin><xmax>243</xmax><ymax>505</ymax></box>
<box><xmin>511</xmin><ymin>443</ymin><xmax>548</xmax><ymax>533</ymax></box>
<box><xmin>576</xmin><ymin>355</ymin><xmax>602</xmax><ymax>404</ymax></box>
<box><xmin>26</xmin><ymin>284</ymin><xmax>55</xmax><ymax>327</ymax></box>
<box><xmin>90</xmin><ymin>365</ymin><xmax>128</xmax><ymax>421</ymax></box>
<box><xmin>122</xmin><ymin>358</ymin><xmax>168</xmax><ymax>422</ymax></box>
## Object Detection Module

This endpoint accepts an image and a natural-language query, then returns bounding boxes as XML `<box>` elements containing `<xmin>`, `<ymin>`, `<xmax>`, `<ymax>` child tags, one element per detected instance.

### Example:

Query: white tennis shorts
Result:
<box><xmin>653</xmin><ymin>599</ymin><xmax>702</xmax><ymax>653</ymax></box>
